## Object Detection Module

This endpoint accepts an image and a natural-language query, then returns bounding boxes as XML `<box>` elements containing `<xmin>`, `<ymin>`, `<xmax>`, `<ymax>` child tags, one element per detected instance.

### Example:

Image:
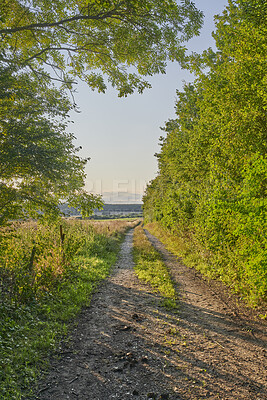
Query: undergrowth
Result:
<box><xmin>0</xmin><ymin>219</ymin><xmax>139</xmax><ymax>400</ymax></box>
<box><xmin>145</xmin><ymin>222</ymin><xmax>267</xmax><ymax>309</ymax></box>
<box><xmin>132</xmin><ymin>225</ymin><xmax>177</xmax><ymax>310</ymax></box>
<box><xmin>144</xmin><ymin>222</ymin><xmax>205</xmax><ymax>273</ymax></box>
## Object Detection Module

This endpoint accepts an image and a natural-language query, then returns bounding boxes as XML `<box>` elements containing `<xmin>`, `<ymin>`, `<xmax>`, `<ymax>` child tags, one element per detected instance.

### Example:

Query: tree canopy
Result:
<box><xmin>0</xmin><ymin>1</ymin><xmax>203</xmax><ymax>224</ymax></box>
<box><xmin>143</xmin><ymin>0</ymin><xmax>267</xmax><ymax>304</ymax></box>
<box><xmin>0</xmin><ymin>67</ymin><xmax>103</xmax><ymax>225</ymax></box>
<box><xmin>0</xmin><ymin>0</ymin><xmax>203</xmax><ymax>96</ymax></box>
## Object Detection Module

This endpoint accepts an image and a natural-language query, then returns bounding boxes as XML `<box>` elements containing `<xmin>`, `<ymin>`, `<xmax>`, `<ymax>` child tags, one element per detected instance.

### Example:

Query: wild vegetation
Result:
<box><xmin>1</xmin><ymin>1</ymin><xmax>266</xmax><ymax>397</ymax></box>
<box><xmin>0</xmin><ymin>2</ymin><xmax>205</xmax><ymax>398</ymax></box>
<box><xmin>0</xmin><ymin>219</ymin><xmax>139</xmax><ymax>400</ymax></box>
<box><xmin>0</xmin><ymin>0</ymin><xmax>203</xmax><ymax>224</ymax></box>
<box><xmin>133</xmin><ymin>225</ymin><xmax>177</xmax><ymax>310</ymax></box>
<box><xmin>143</xmin><ymin>0</ymin><xmax>267</xmax><ymax>306</ymax></box>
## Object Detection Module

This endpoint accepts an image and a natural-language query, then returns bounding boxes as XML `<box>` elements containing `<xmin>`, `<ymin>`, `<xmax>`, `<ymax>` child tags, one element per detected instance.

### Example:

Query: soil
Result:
<box><xmin>36</xmin><ymin>228</ymin><xmax>267</xmax><ymax>400</ymax></box>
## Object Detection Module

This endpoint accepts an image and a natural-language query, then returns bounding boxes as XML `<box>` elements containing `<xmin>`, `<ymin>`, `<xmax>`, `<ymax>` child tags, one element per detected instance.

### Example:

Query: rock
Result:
<box><xmin>141</xmin><ymin>356</ymin><xmax>149</xmax><ymax>363</ymax></box>
<box><xmin>113</xmin><ymin>366</ymin><xmax>123</xmax><ymax>373</ymax></box>
<box><xmin>129</xmin><ymin>359</ymin><xmax>138</xmax><ymax>368</ymax></box>
<box><xmin>133</xmin><ymin>389</ymin><xmax>139</xmax><ymax>396</ymax></box>
<box><xmin>132</xmin><ymin>313</ymin><xmax>143</xmax><ymax>321</ymax></box>
<box><xmin>120</xmin><ymin>325</ymin><xmax>132</xmax><ymax>331</ymax></box>
<box><xmin>147</xmin><ymin>392</ymin><xmax>157</xmax><ymax>399</ymax></box>
<box><xmin>159</xmin><ymin>394</ymin><xmax>169</xmax><ymax>400</ymax></box>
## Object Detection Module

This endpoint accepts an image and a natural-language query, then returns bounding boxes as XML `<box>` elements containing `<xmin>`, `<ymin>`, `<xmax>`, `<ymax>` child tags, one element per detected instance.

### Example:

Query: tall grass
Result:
<box><xmin>0</xmin><ymin>219</ymin><xmax>139</xmax><ymax>400</ymax></box>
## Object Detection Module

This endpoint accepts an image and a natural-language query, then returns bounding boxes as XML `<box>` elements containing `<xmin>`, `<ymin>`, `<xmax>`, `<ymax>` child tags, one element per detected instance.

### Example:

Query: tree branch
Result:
<box><xmin>0</xmin><ymin>9</ymin><xmax>124</xmax><ymax>34</ymax></box>
<box><xmin>27</xmin><ymin>64</ymin><xmax>76</xmax><ymax>85</ymax></box>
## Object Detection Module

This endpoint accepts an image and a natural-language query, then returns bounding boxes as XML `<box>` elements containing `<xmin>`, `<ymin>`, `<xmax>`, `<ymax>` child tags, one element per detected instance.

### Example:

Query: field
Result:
<box><xmin>0</xmin><ymin>218</ymin><xmax>140</xmax><ymax>400</ymax></box>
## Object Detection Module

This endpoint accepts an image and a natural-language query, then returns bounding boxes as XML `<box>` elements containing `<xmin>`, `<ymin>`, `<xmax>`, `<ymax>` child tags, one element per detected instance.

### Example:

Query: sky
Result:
<box><xmin>70</xmin><ymin>0</ymin><xmax>229</xmax><ymax>204</ymax></box>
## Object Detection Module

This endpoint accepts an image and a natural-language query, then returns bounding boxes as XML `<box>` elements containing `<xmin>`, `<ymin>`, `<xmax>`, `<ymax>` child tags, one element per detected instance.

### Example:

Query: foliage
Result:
<box><xmin>133</xmin><ymin>225</ymin><xmax>177</xmax><ymax>309</ymax></box>
<box><xmin>0</xmin><ymin>0</ymin><xmax>203</xmax><ymax>96</ymax></box>
<box><xmin>145</xmin><ymin>222</ymin><xmax>216</xmax><ymax>281</ymax></box>
<box><xmin>0</xmin><ymin>67</ymin><xmax>103</xmax><ymax>225</ymax></box>
<box><xmin>143</xmin><ymin>0</ymin><xmax>267</xmax><ymax>305</ymax></box>
<box><xmin>0</xmin><ymin>1</ymin><xmax>203</xmax><ymax>225</ymax></box>
<box><xmin>0</xmin><ymin>218</ymin><xmax>138</xmax><ymax>399</ymax></box>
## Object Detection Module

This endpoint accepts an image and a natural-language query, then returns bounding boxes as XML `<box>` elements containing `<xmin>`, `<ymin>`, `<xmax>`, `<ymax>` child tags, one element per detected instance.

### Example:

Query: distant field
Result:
<box><xmin>60</xmin><ymin>203</ymin><xmax>143</xmax><ymax>219</ymax></box>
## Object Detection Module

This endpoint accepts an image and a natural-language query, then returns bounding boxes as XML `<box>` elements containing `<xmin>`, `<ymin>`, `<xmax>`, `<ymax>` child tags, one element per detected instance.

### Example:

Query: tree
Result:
<box><xmin>0</xmin><ymin>67</ymin><xmax>102</xmax><ymax>225</ymax></box>
<box><xmin>143</xmin><ymin>0</ymin><xmax>267</xmax><ymax>303</ymax></box>
<box><xmin>0</xmin><ymin>1</ymin><xmax>203</xmax><ymax>224</ymax></box>
<box><xmin>0</xmin><ymin>0</ymin><xmax>203</xmax><ymax>96</ymax></box>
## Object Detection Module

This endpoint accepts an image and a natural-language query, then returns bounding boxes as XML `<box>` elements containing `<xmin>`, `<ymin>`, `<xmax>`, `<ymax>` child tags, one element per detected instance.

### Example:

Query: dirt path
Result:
<box><xmin>37</xmin><ymin>228</ymin><xmax>267</xmax><ymax>400</ymax></box>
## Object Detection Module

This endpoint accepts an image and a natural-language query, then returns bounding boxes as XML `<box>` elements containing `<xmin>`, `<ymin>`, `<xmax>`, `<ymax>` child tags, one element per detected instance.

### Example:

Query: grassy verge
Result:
<box><xmin>144</xmin><ymin>222</ymin><xmax>204</xmax><ymax>271</ymax></box>
<box><xmin>0</xmin><ymin>219</ymin><xmax>139</xmax><ymax>400</ymax></box>
<box><xmin>132</xmin><ymin>225</ymin><xmax>178</xmax><ymax>310</ymax></box>
<box><xmin>144</xmin><ymin>222</ymin><xmax>225</xmax><ymax>286</ymax></box>
<box><xmin>144</xmin><ymin>222</ymin><xmax>267</xmax><ymax>313</ymax></box>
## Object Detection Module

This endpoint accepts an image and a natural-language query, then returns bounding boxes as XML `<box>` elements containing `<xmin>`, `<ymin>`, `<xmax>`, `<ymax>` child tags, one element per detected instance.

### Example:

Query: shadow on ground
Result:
<box><xmin>36</xmin><ymin>230</ymin><xmax>267</xmax><ymax>400</ymax></box>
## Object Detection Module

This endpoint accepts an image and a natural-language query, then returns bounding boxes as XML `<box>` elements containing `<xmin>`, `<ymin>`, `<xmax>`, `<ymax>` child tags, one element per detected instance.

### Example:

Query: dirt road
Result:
<box><xmin>37</xmin><ymin>228</ymin><xmax>267</xmax><ymax>400</ymax></box>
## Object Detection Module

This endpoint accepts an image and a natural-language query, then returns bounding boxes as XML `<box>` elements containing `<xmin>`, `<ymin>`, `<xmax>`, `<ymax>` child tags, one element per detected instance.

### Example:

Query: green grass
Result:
<box><xmin>144</xmin><ymin>221</ymin><xmax>216</xmax><ymax>277</ymax></box>
<box><xmin>144</xmin><ymin>222</ymin><xmax>267</xmax><ymax>310</ymax></box>
<box><xmin>0</xmin><ymin>219</ymin><xmax>139</xmax><ymax>400</ymax></box>
<box><xmin>132</xmin><ymin>225</ymin><xmax>178</xmax><ymax>310</ymax></box>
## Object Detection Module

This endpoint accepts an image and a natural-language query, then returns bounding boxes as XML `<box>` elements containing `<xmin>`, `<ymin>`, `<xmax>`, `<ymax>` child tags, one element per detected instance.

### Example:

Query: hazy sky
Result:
<box><xmin>70</xmin><ymin>0</ymin><xmax>229</xmax><ymax>203</ymax></box>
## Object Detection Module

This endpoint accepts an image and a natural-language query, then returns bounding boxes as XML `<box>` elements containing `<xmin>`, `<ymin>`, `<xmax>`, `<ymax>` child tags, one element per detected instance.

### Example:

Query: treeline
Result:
<box><xmin>0</xmin><ymin>0</ymin><xmax>202</xmax><ymax>226</ymax></box>
<box><xmin>143</xmin><ymin>0</ymin><xmax>267</xmax><ymax>305</ymax></box>
<box><xmin>60</xmin><ymin>203</ymin><xmax>143</xmax><ymax>216</ymax></box>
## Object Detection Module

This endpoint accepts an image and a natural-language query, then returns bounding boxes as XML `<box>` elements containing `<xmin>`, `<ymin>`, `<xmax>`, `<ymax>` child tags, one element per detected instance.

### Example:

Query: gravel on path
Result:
<box><xmin>36</xmin><ymin>228</ymin><xmax>267</xmax><ymax>400</ymax></box>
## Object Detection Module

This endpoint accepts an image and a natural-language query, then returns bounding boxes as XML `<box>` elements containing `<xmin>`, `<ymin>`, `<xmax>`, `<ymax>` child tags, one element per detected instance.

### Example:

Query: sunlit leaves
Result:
<box><xmin>0</xmin><ymin>0</ymin><xmax>203</xmax><ymax>96</ymax></box>
<box><xmin>143</xmin><ymin>0</ymin><xmax>267</xmax><ymax>304</ymax></box>
<box><xmin>0</xmin><ymin>2</ymin><xmax>204</xmax><ymax>222</ymax></box>
<box><xmin>0</xmin><ymin>68</ymin><xmax>102</xmax><ymax>225</ymax></box>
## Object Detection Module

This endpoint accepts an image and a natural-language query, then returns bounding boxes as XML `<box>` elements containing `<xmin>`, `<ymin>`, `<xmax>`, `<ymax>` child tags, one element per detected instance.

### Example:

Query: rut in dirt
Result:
<box><xmin>36</xmin><ymin>228</ymin><xmax>267</xmax><ymax>400</ymax></box>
